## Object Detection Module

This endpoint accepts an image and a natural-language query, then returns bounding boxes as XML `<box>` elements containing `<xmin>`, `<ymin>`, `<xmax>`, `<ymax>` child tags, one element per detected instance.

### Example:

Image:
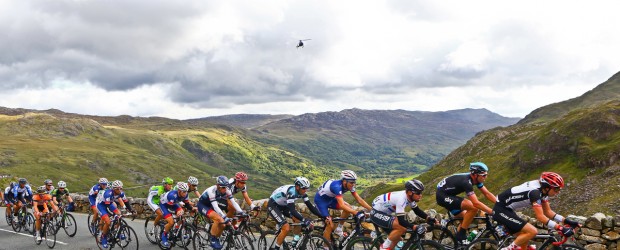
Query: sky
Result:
<box><xmin>1</xmin><ymin>0</ymin><xmax>620</xmax><ymax>120</ymax></box>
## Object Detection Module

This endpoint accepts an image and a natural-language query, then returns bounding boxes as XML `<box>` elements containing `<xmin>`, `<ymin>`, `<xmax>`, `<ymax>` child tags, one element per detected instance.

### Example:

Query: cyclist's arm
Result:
<box><xmin>303</xmin><ymin>197</ymin><xmax>322</xmax><ymax>218</ymax></box>
<box><xmin>335</xmin><ymin>196</ymin><xmax>357</xmax><ymax>214</ymax></box>
<box><xmin>541</xmin><ymin>200</ymin><xmax>559</xmax><ymax>221</ymax></box>
<box><xmin>396</xmin><ymin>213</ymin><xmax>414</xmax><ymax>228</ymax></box>
<box><xmin>351</xmin><ymin>191</ymin><xmax>372</xmax><ymax>211</ymax></box>
<box><xmin>241</xmin><ymin>192</ymin><xmax>254</xmax><ymax>209</ymax></box>
<box><xmin>479</xmin><ymin>186</ymin><xmax>497</xmax><ymax>203</ymax></box>
<box><xmin>229</xmin><ymin>197</ymin><xmax>243</xmax><ymax>213</ymax></box>
<box><xmin>193</xmin><ymin>190</ymin><xmax>201</xmax><ymax>198</ymax></box>
<box><xmin>467</xmin><ymin>193</ymin><xmax>493</xmax><ymax>214</ymax></box>
<box><xmin>412</xmin><ymin>206</ymin><xmax>428</xmax><ymax>219</ymax></box>
<box><xmin>532</xmin><ymin>203</ymin><xmax>558</xmax><ymax>230</ymax></box>
<box><xmin>210</xmin><ymin>199</ymin><xmax>227</xmax><ymax>218</ymax></box>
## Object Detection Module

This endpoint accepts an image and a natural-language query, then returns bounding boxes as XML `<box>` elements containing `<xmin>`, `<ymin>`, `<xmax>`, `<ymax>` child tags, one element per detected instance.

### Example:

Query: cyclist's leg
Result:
<box><xmin>267</xmin><ymin>199</ymin><xmax>289</xmax><ymax>248</ymax></box>
<box><xmin>89</xmin><ymin>196</ymin><xmax>99</xmax><ymax>224</ymax></box>
<box><xmin>34</xmin><ymin>206</ymin><xmax>43</xmax><ymax>232</ymax></box>
<box><xmin>207</xmin><ymin>209</ymin><xmax>226</xmax><ymax>237</ymax></box>
<box><xmin>459</xmin><ymin>199</ymin><xmax>478</xmax><ymax>231</ymax></box>
<box><xmin>319</xmin><ymin>198</ymin><xmax>340</xmax><ymax>243</ymax></box>
<box><xmin>371</xmin><ymin>209</ymin><xmax>403</xmax><ymax>249</ymax></box>
<box><xmin>492</xmin><ymin>205</ymin><xmax>534</xmax><ymax>249</ymax></box>
<box><xmin>14</xmin><ymin>200</ymin><xmax>23</xmax><ymax>216</ymax></box>
<box><xmin>146</xmin><ymin>198</ymin><xmax>163</xmax><ymax>226</ymax></box>
<box><xmin>437</xmin><ymin>192</ymin><xmax>468</xmax><ymax>241</ymax></box>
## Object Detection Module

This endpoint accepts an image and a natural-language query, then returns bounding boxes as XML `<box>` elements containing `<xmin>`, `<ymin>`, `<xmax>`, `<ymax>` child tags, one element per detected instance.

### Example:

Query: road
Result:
<box><xmin>0</xmin><ymin>208</ymin><xmax>161</xmax><ymax>250</ymax></box>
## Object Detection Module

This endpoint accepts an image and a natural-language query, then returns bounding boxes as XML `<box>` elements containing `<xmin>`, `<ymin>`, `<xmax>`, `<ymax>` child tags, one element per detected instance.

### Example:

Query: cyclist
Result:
<box><xmin>268</xmin><ymin>177</ymin><xmax>321</xmax><ymax>250</ymax></box>
<box><xmin>44</xmin><ymin>179</ymin><xmax>54</xmax><ymax>194</ymax></box>
<box><xmin>224</xmin><ymin>172</ymin><xmax>261</xmax><ymax>217</ymax></box>
<box><xmin>12</xmin><ymin>178</ymin><xmax>33</xmax><ymax>218</ymax></box>
<box><xmin>196</xmin><ymin>176</ymin><xmax>243</xmax><ymax>249</ymax></box>
<box><xmin>88</xmin><ymin>177</ymin><xmax>109</xmax><ymax>232</ymax></box>
<box><xmin>371</xmin><ymin>180</ymin><xmax>436</xmax><ymax>250</ymax></box>
<box><xmin>435</xmin><ymin>162</ymin><xmax>497</xmax><ymax>245</ymax></box>
<box><xmin>3</xmin><ymin>182</ymin><xmax>17</xmax><ymax>222</ymax></box>
<box><xmin>96</xmin><ymin>180</ymin><xmax>126</xmax><ymax>249</ymax></box>
<box><xmin>314</xmin><ymin>170</ymin><xmax>371</xmax><ymax>244</ymax></box>
<box><xmin>32</xmin><ymin>185</ymin><xmax>58</xmax><ymax>241</ymax></box>
<box><xmin>160</xmin><ymin>182</ymin><xmax>194</xmax><ymax>248</ymax></box>
<box><xmin>147</xmin><ymin>177</ymin><xmax>174</xmax><ymax>229</ymax></box>
<box><xmin>185</xmin><ymin>176</ymin><xmax>201</xmax><ymax>198</ymax></box>
<box><xmin>51</xmin><ymin>181</ymin><xmax>76</xmax><ymax>212</ymax></box>
<box><xmin>493</xmin><ymin>172</ymin><xmax>580</xmax><ymax>250</ymax></box>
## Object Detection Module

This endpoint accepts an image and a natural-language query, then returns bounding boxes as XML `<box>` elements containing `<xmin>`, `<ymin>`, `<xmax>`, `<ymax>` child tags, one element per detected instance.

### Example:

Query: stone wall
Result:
<box><xmin>70</xmin><ymin>194</ymin><xmax>619</xmax><ymax>250</ymax></box>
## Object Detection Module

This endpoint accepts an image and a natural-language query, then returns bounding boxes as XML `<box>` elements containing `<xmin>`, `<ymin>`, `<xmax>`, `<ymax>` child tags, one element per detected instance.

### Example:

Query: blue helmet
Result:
<box><xmin>216</xmin><ymin>176</ymin><xmax>228</xmax><ymax>187</ymax></box>
<box><xmin>470</xmin><ymin>162</ymin><xmax>489</xmax><ymax>174</ymax></box>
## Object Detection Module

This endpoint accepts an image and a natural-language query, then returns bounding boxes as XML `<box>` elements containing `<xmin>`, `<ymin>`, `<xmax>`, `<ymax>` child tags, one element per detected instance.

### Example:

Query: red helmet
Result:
<box><xmin>235</xmin><ymin>172</ymin><xmax>248</xmax><ymax>181</ymax></box>
<box><xmin>540</xmin><ymin>172</ymin><xmax>564</xmax><ymax>188</ymax></box>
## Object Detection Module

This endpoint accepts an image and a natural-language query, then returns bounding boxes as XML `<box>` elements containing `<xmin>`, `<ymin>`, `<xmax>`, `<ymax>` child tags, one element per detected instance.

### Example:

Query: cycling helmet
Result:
<box><xmin>341</xmin><ymin>170</ymin><xmax>358</xmax><ymax>180</ymax></box>
<box><xmin>58</xmin><ymin>181</ymin><xmax>67</xmax><ymax>188</ymax></box>
<box><xmin>405</xmin><ymin>179</ymin><xmax>425</xmax><ymax>192</ymax></box>
<box><xmin>99</xmin><ymin>178</ymin><xmax>109</xmax><ymax>184</ymax></box>
<box><xmin>234</xmin><ymin>172</ymin><xmax>249</xmax><ymax>181</ymax></box>
<box><xmin>44</xmin><ymin>179</ymin><xmax>53</xmax><ymax>185</ymax></box>
<box><xmin>19</xmin><ymin>178</ymin><xmax>27</xmax><ymax>184</ymax></box>
<box><xmin>111</xmin><ymin>180</ymin><xmax>123</xmax><ymax>188</ymax></box>
<box><xmin>177</xmin><ymin>182</ymin><xmax>189</xmax><ymax>192</ymax></box>
<box><xmin>294</xmin><ymin>177</ymin><xmax>311</xmax><ymax>189</ymax></box>
<box><xmin>187</xmin><ymin>176</ymin><xmax>199</xmax><ymax>185</ymax></box>
<box><xmin>540</xmin><ymin>172</ymin><xmax>564</xmax><ymax>188</ymax></box>
<box><xmin>470</xmin><ymin>162</ymin><xmax>489</xmax><ymax>174</ymax></box>
<box><xmin>37</xmin><ymin>185</ymin><xmax>46</xmax><ymax>193</ymax></box>
<box><xmin>216</xmin><ymin>176</ymin><xmax>229</xmax><ymax>186</ymax></box>
<box><xmin>162</xmin><ymin>177</ymin><xmax>174</xmax><ymax>185</ymax></box>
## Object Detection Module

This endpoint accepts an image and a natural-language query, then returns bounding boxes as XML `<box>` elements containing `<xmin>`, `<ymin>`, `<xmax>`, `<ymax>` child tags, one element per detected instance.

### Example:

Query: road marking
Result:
<box><xmin>0</xmin><ymin>228</ymin><xmax>69</xmax><ymax>245</ymax></box>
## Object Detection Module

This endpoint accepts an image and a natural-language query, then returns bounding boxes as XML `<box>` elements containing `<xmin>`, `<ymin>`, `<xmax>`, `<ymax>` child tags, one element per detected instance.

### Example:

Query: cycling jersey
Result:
<box><xmin>45</xmin><ymin>186</ymin><xmax>55</xmax><ymax>195</ymax></box>
<box><xmin>160</xmin><ymin>190</ymin><xmax>190</xmax><ymax>219</ymax></box>
<box><xmin>372</xmin><ymin>190</ymin><xmax>418</xmax><ymax>214</ymax></box>
<box><xmin>12</xmin><ymin>184</ymin><xmax>33</xmax><ymax>200</ymax></box>
<box><xmin>88</xmin><ymin>184</ymin><xmax>107</xmax><ymax>206</ymax></box>
<box><xmin>496</xmin><ymin>180</ymin><xmax>548</xmax><ymax>210</ymax></box>
<box><xmin>270</xmin><ymin>185</ymin><xmax>309</xmax><ymax>206</ymax></box>
<box><xmin>96</xmin><ymin>189</ymin><xmax>121</xmax><ymax>217</ymax></box>
<box><xmin>314</xmin><ymin>179</ymin><xmax>356</xmax><ymax>217</ymax></box>
<box><xmin>147</xmin><ymin>185</ymin><xmax>168</xmax><ymax>211</ymax></box>
<box><xmin>51</xmin><ymin>188</ymin><xmax>70</xmax><ymax>201</ymax></box>
<box><xmin>228</xmin><ymin>178</ymin><xmax>247</xmax><ymax>195</ymax></box>
<box><xmin>436</xmin><ymin>173</ymin><xmax>483</xmax><ymax>196</ymax></box>
<box><xmin>4</xmin><ymin>187</ymin><xmax>16</xmax><ymax>204</ymax></box>
<box><xmin>32</xmin><ymin>193</ymin><xmax>53</xmax><ymax>210</ymax></box>
<box><xmin>197</xmin><ymin>185</ymin><xmax>240</xmax><ymax>218</ymax></box>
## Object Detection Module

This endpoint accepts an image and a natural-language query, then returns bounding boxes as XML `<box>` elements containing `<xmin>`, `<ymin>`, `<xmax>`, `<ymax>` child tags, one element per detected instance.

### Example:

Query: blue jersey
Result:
<box><xmin>88</xmin><ymin>184</ymin><xmax>107</xmax><ymax>198</ymax></box>
<box><xmin>12</xmin><ymin>184</ymin><xmax>33</xmax><ymax>199</ymax></box>
<box><xmin>315</xmin><ymin>179</ymin><xmax>356</xmax><ymax>200</ymax></box>
<box><xmin>97</xmin><ymin>189</ymin><xmax>119</xmax><ymax>207</ymax></box>
<box><xmin>160</xmin><ymin>190</ymin><xmax>189</xmax><ymax>212</ymax></box>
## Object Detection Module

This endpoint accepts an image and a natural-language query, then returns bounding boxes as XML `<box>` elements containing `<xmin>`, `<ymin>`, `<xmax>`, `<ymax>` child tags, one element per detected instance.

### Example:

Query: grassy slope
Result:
<box><xmin>362</xmin><ymin>100</ymin><xmax>620</xmax><ymax>215</ymax></box>
<box><xmin>0</xmin><ymin>113</ymin><xmax>334</xmax><ymax>199</ymax></box>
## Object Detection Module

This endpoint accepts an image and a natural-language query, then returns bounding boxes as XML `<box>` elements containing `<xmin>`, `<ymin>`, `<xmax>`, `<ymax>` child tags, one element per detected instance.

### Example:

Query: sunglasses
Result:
<box><xmin>218</xmin><ymin>185</ymin><xmax>227</xmax><ymax>188</ymax></box>
<box><xmin>237</xmin><ymin>181</ymin><xmax>246</xmax><ymax>184</ymax></box>
<box><xmin>478</xmin><ymin>174</ymin><xmax>488</xmax><ymax>177</ymax></box>
<box><xmin>413</xmin><ymin>191</ymin><xmax>422</xmax><ymax>195</ymax></box>
<box><xmin>553</xmin><ymin>187</ymin><xmax>562</xmax><ymax>192</ymax></box>
<box><xmin>46</xmin><ymin>185</ymin><xmax>53</xmax><ymax>187</ymax></box>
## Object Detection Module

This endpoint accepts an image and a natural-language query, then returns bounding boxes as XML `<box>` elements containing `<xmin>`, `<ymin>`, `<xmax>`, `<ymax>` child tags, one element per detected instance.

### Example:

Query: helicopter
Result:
<box><xmin>296</xmin><ymin>39</ymin><xmax>311</xmax><ymax>48</ymax></box>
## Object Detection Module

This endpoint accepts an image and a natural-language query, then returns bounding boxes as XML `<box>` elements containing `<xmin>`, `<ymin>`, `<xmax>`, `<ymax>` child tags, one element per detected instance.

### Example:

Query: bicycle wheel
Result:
<box><xmin>144</xmin><ymin>217</ymin><xmax>161</xmax><ymax>244</ymax></box>
<box><xmin>11</xmin><ymin>213</ymin><xmax>20</xmax><ymax>231</ymax></box>
<box><xmin>303</xmin><ymin>234</ymin><xmax>334</xmax><ymax>250</ymax></box>
<box><xmin>61</xmin><ymin>213</ymin><xmax>77</xmax><ymax>237</ymax></box>
<box><xmin>193</xmin><ymin>228</ymin><xmax>214</xmax><ymax>250</ymax></box>
<box><xmin>117</xmin><ymin>225</ymin><xmax>140</xmax><ymax>249</ymax></box>
<box><xmin>344</xmin><ymin>236</ymin><xmax>376</xmax><ymax>250</ymax></box>
<box><xmin>407</xmin><ymin>240</ymin><xmax>443</xmax><ymax>250</ymax></box>
<box><xmin>193</xmin><ymin>213</ymin><xmax>209</xmax><ymax>229</ymax></box>
<box><xmin>5</xmin><ymin>213</ymin><xmax>12</xmax><ymax>227</ymax></box>
<box><xmin>556</xmin><ymin>244</ymin><xmax>586</xmax><ymax>250</ymax></box>
<box><xmin>177</xmin><ymin>224</ymin><xmax>195</xmax><ymax>249</ymax></box>
<box><xmin>243</xmin><ymin>223</ymin><xmax>263</xmax><ymax>244</ymax></box>
<box><xmin>429</xmin><ymin>225</ymin><xmax>457</xmax><ymax>249</ymax></box>
<box><xmin>225</xmin><ymin>231</ymin><xmax>255</xmax><ymax>250</ymax></box>
<box><xmin>25</xmin><ymin>212</ymin><xmax>35</xmax><ymax>233</ymax></box>
<box><xmin>45</xmin><ymin>222</ymin><xmax>57</xmax><ymax>249</ymax></box>
<box><xmin>87</xmin><ymin>212</ymin><xmax>98</xmax><ymax>236</ymax></box>
<box><xmin>466</xmin><ymin>238</ymin><xmax>498</xmax><ymax>250</ymax></box>
<box><xmin>257</xmin><ymin>230</ymin><xmax>275</xmax><ymax>250</ymax></box>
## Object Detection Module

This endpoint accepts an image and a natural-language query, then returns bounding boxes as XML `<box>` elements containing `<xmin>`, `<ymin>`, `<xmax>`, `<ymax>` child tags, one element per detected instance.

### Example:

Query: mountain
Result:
<box><xmin>249</xmin><ymin>108</ymin><xmax>520</xmax><ymax>179</ymax></box>
<box><xmin>187</xmin><ymin>114</ymin><xmax>294</xmax><ymax>129</ymax></box>
<box><xmin>0</xmin><ymin>110</ymin><xmax>335</xmax><ymax>198</ymax></box>
<box><xmin>366</xmin><ymin>71</ymin><xmax>620</xmax><ymax>215</ymax></box>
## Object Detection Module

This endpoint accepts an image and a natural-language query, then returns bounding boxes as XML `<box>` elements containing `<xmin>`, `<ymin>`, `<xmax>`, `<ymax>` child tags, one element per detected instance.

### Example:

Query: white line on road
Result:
<box><xmin>0</xmin><ymin>228</ymin><xmax>69</xmax><ymax>245</ymax></box>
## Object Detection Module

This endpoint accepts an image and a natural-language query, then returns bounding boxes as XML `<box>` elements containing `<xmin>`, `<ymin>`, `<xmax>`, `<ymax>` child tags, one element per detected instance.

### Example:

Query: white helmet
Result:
<box><xmin>341</xmin><ymin>170</ymin><xmax>358</xmax><ymax>180</ymax></box>
<box><xmin>188</xmin><ymin>176</ymin><xmax>199</xmax><ymax>185</ymax></box>
<box><xmin>111</xmin><ymin>180</ymin><xmax>123</xmax><ymax>188</ymax></box>
<box><xmin>58</xmin><ymin>181</ymin><xmax>67</xmax><ymax>188</ymax></box>
<box><xmin>294</xmin><ymin>177</ymin><xmax>311</xmax><ymax>189</ymax></box>
<box><xmin>177</xmin><ymin>182</ymin><xmax>189</xmax><ymax>192</ymax></box>
<box><xmin>99</xmin><ymin>178</ymin><xmax>109</xmax><ymax>184</ymax></box>
<box><xmin>37</xmin><ymin>185</ymin><xmax>47</xmax><ymax>193</ymax></box>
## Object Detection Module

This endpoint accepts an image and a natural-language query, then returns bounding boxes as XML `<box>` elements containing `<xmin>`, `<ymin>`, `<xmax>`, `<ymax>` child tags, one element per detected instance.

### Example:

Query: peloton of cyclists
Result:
<box><xmin>196</xmin><ymin>176</ymin><xmax>244</xmax><ymax>249</ymax></box>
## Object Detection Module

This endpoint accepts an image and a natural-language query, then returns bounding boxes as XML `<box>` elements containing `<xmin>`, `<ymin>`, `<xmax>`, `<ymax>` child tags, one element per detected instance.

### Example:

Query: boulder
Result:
<box><xmin>602</xmin><ymin>231</ymin><xmax>620</xmax><ymax>241</ymax></box>
<box><xmin>581</xmin><ymin>228</ymin><xmax>601</xmax><ymax>237</ymax></box>
<box><xmin>584</xmin><ymin>243</ymin><xmax>607</xmax><ymax>250</ymax></box>
<box><xmin>578</xmin><ymin>234</ymin><xmax>605</xmax><ymax>244</ymax></box>
<box><xmin>603</xmin><ymin>215</ymin><xmax>614</xmax><ymax>229</ymax></box>
<box><xmin>585</xmin><ymin>213</ymin><xmax>607</xmax><ymax>230</ymax></box>
<box><xmin>567</xmin><ymin>214</ymin><xmax>588</xmax><ymax>225</ymax></box>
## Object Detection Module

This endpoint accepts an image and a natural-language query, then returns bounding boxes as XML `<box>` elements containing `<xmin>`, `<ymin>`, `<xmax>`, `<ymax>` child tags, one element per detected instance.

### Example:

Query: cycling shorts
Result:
<box><xmin>267</xmin><ymin>199</ymin><xmax>293</xmax><ymax>227</ymax></box>
<box><xmin>97</xmin><ymin>203</ymin><xmax>118</xmax><ymax>218</ymax></box>
<box><xmin>197</xmin><ymin>202</ymin><xmax>217</xmax><ymax>217</ymax></box>
<box><xmin>492</xmin><ymin>205</ymin><xmax>526</xmax><ymax>234</ymax></box>
<box><xmin>89</xmin><ymin>195</ymin><xmax>97</xmax><ymax>208</ymax></box>
<box><xmin>435</xmin><ymin>191</ymin><xmax>464</xmax><ymax>215</ymax></box>
<box><xmin>370</xmin><ymin>209</ymin><xmax>395</xmax><ymax>230</ymax></box>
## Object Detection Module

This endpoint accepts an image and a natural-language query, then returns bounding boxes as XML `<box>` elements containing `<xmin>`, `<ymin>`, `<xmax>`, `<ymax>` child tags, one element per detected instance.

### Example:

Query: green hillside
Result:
<box><xmin>0</xmin><ymin>112</ymin><xmax>335</xmax><ymax>198</ymax></box>
<box><xmin>250</xmin><ymin>108</ymin><xmax>519</xmax><ymax>180</ymax></box>
<box><xmin>362</xmin><ymin>74</ymin><xmax>620</xmax><ymax>215</ymax></box>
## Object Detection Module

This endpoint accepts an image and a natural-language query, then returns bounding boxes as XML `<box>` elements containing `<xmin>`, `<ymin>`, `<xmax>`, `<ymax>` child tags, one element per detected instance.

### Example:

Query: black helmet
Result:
<box><xmin>216</xmin><ymin>176</ymin><xmax>228</xmax><ymax>187</ymax></box>
<box><xmin>19</xmin><ymin>178</ymin><xmax>27</xmax><ymax>184</ymax></box>
<box><xmin>405</xmin><ymin>179</ymin><xmax>425</xmax><ymax>192</ymax></box>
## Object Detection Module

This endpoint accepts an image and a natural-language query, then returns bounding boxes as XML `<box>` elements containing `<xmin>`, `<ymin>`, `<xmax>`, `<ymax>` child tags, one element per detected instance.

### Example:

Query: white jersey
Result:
<box><xmin>372</xmin><ymin>190</ymin><xmax>418</xmax><ymax>214</ymax></box>
<box><xmin>496</xmin><ymin>180</ymin><xmax>548</xmax><ymax>210</ymax></box>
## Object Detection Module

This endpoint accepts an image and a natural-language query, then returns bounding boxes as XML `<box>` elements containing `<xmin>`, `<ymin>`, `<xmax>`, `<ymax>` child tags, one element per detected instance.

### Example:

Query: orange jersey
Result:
<box><xmin>33</xmin><ymin>194</ymin><xmax>52</xmax><ymax>206</ymax></box>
